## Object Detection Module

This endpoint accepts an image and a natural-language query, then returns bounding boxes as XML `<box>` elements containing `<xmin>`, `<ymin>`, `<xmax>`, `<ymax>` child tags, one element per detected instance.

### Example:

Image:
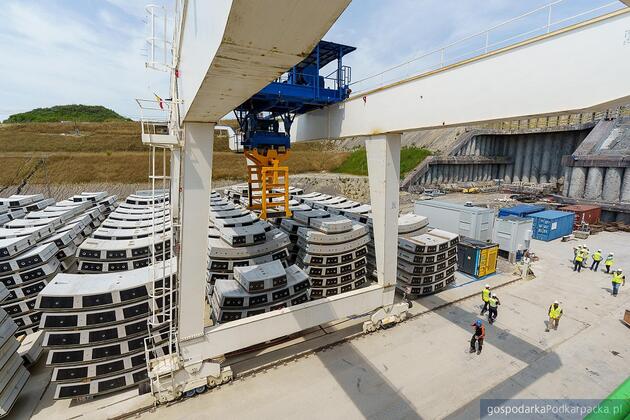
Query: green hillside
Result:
<box><xmin>334</xmin><ymin>146</ymin><xmax>432</xmax><ymax>177</ymax></box>
<box><xmin>4</xmin><ymin>105</ymin><xmax>129</xmax><ymax>123</ymax></box>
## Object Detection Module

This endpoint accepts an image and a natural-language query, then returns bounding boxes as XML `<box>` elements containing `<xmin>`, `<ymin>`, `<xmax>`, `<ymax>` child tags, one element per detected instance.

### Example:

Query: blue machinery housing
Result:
<box><xmin>234</xmin><ymin>40</ymin><xmax>356</xmax><ymax>151</ymax></box>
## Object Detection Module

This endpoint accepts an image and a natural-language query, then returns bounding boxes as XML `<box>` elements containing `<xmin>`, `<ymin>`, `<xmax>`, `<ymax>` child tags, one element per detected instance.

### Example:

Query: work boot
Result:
<box><xmin>477</xmin><ymin>349</ymin><xmax>481</xmax><ymax>355</ymax></box>
<box><xmin>469</xmin><ymin>348</ymin><xmax>476</xmax><ymax>353</ymax></box>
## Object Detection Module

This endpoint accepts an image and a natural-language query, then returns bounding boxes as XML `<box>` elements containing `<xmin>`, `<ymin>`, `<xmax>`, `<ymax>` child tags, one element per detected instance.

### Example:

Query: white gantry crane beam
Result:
<box><xmin>291</xmin><ymin>9</ymin><xmax>630</xmax><ymax>141</ymax></box>
<box><xmin>177</xmin><ymin>0</ymin><xmax>351</xmax><ymax>122</ymax></box>
<box><xmin>154</xmin><ymin>3</ymin><xmax>630</xmax><ymax>401</ymax></box>
<box><xmin>174</xmin><ymin>0</ymin><xmax>352</xmax><ymax>343</ymax></box>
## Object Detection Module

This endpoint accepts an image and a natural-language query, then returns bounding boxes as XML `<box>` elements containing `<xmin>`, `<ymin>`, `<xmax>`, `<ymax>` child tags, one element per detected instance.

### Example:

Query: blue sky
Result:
<box><xmin>0</xmin><ymin>0</ymin><xmax>624</xmax><ymax>121</ymax></box>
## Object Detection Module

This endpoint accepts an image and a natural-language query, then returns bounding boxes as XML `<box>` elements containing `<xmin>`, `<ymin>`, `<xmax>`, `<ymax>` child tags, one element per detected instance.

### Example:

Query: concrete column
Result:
<box><xmin>178</xmin><ymin>122</ymin><xmax>214</xmax><ymax>341</ymax></box>
<box><xmin>366</xmin><ymin>133</ymin><xmax>401</xmax><ymax>306</ymax></box>
<box><xmin>504</xmin><ymin>139</ymin><xmax>516</xmax><ymax>183</ymax></box>
<box><xmin>602</xmin><ymin>167</ymin><xmax>623</xmax><ymax>202</ymax></box>
<box><xmin>497</xmin><ymin>163</ymin><xmax>505</xmax><ymax>180</ymax></box>
<box><xmin>464</xmin><ymin>137</ymin><xmax>475</xmax><ymax>156</ymax></box>
<box><xmin>512</xmin><ymin>137</ymin><xmax>525</xmax><ymax>183</ymax></box>
<box><xmin>562</xmin><ymin>167</ymin><xmax>571</xmax><ymax>196</ymax></box>
<box><xmin>450</xmin><ymin>165</ymin><xmax>457</xmax><ymax>182</ymax></box>
<box><xmin>466</xmin><ymin>165</ymin><xmax>473</xmax><ymax>181</ymax></box>
<box><xmin>568</xmin><ymin>166</ymin><xmax>587</xmax><ymax>199</ymax></box>
<box><xmin>426</xmin><ymin>168</ymin><xmax>433</xmax><ymax>185</ymax></box>
<box><xmin>458</xmin><ymin>165</ymin><xmax>465</xmax><ymax>182</ymax></box>
<box><xmin>539</xmin><ymin>135</ymin><xmax>552</xmax><ymax>184</ymax></box>
<box><xmin>480</xmin><ymin>137</ymin><xmax>488</xmax><ymax>156</ymax></box>
<box><xmin>436</xmin><ymin>166</ymin><xmax>444</xmax><ymax>184</ymax></box>
<box><xmin>521</xmin><ymin>138</ymin><xmax>534</xmax><ymax>183</ymax></box>
<box><xmin>621</xmin><ymin>168</ymin><xmax>630</xmax><ymax>202</ymax></box>
<box><xmin>530</xmin><ymin>139</ymin><xmax>543</xmax><ymax>184</ymax></box>
<box><xmin>584</xmin><ymin>167</ymin><xmax>604</xmax><ymax>200</ymax></box>
<box><xmin>484</xmin><ymin>164</ymin><xmax>491</xmax><ymax>181</ymax></box>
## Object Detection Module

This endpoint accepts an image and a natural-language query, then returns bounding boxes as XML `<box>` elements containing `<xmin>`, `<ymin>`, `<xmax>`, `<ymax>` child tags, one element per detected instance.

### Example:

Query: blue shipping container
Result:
<box><xmin>529</xmin><ymin>210</ymin><xmax>575</xmax><ymax>241</ymax></box>
<box><xmin>498</xmin><ymin>204</ymin><xmax>546</xmax><ymax>218</ymax></box>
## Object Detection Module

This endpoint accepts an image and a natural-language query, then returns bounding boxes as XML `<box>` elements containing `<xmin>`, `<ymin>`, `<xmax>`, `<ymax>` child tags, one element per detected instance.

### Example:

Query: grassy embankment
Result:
<box><xmin>333</xmin><ymin>146</ymin><xmax>431</xmax><ymax>176</ymax></box>
<box><xmin>0</xmin><ymin>122</ymin><xmax>350</xmax><ymax>186</ymax></box>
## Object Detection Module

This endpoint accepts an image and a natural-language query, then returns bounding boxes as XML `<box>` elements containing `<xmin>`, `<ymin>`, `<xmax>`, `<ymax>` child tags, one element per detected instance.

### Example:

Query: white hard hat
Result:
<box><xmin>597</xmin><ymin>249</ymin><xmax>602</xmax><ymax>252</ymax></box>
<box><xmin>553</xmin><ymin>300</ymin><xmax>559</xmax><ymax>304</ymax></box>
<box><xmin>491</xmin><ymin>293</ymin><xmax>497</xmax><ymax>297</ymax></box>
<box><xmin>485</xmin><ymin>284</ymin><xmax>490</xmax><ymax>288</ymax></box>
<box><xmin>611</xmin><ymin>252</ymin><xmax>614</xmax><ymax>256</ymax></box>
<box><xmin>618</xmin><ymin>269</ymin><xmax>623</xmax><ymax>272</ymax></box>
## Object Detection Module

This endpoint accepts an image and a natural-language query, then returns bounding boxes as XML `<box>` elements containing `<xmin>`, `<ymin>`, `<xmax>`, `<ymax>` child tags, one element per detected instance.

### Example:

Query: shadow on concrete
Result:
<box><xmin>316</xmin><ymin>342</ymin><xmax>423</xmax><ymax>420</ymax></box>
<box><xmin>411</xmin><ymin>293</ymin><xmax>563</xmax><ymax>420</ymax></box>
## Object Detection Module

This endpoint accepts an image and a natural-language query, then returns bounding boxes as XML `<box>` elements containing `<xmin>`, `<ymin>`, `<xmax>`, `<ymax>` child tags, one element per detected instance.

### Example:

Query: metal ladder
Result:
<box><xmin>144</xmin><ymin>144</ymin><xmax>179</xmax><ymax>403</ymax></box>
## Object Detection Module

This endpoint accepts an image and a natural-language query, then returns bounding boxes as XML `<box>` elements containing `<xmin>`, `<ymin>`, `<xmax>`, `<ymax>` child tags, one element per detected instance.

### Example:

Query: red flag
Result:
<box><xmin>154</xmin><ymin>93</ymin><xmax>164</xmax><ymax>110</ymax></box>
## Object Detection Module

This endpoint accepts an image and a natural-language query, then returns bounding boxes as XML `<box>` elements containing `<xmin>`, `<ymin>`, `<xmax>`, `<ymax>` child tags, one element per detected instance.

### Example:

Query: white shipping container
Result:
<box><xmin>492</xmin><ymin>216</ymin><xmax>532</xmax><ymax>255</ymax></box>
<box><xmin>414</xmin><ymin>200</ymin><xmax>494</xmax><ymax>241</ymax></box>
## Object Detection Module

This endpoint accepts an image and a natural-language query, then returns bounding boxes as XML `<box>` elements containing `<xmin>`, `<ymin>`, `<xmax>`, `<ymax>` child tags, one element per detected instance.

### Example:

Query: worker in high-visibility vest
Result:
<box><xmin>546</xmin><ymin>300</ymin><xmax>563</xmax><ymax>331</ymax></box>
<box><xmin>581</xmin><ymin>247</ymin><xmax>590</xmax><ymax>268</ymax></box>
<box><xmin>605</xmin><ymin>252</ymin><xmax>614</xmax><ymax>273</ymax></box>
<box><xmin>480</xmin><ymin>284</ymin><xmax>491</xmax><ymax>315</ymax></box>
<box><xmin>573</xmin><ymin>248</ymin><xmax>584</xmax><ymax>272</ymax></box>
<box><xmin>469</xmin><ymin>319</ymin><xmax>485</xmax><ymax>355</ymax></box>
<box><xmin>611</xmin><ymin>269</ymin><xmax>625</xmax><ymax>297</ymax></box>
<box><xmin>590</xmin><ymin>249</ymin><xmax>603</xmax><ymax>271</ymax></box>
<box><xmin>487</xmin><ymin>293</ymin><xmax>500</xmax><ymax>324</ymax></box>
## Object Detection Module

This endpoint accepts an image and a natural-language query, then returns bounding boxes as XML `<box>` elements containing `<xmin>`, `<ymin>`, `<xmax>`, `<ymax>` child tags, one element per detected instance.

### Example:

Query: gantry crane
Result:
<box><xmin>234</xmin><ymin>41</ymin><xmax>355</xmax><ymax>218</ymax></box>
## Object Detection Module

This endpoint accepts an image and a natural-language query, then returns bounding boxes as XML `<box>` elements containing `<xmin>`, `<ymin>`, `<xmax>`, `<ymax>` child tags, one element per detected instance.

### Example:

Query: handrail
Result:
<box><xmin>350</xmin><ymin>0</ymin><xmax>624</xmax><ymax>93</ymax></box>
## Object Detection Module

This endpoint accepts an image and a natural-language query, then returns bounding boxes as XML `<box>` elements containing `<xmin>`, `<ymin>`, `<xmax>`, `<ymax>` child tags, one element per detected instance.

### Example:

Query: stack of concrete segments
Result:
<box><xmin>396</xmin><ymin>229</ymin><xmax>459</xmax><ymax>297</ymax></box>
<box><xmin>211</xmin><ymin>260</ymin><xmax>310</xmax><ymax>323</ymax></box>
<box><xmin>224</xmin><ymin>184</ymin><xmax>249</xmax><ymax>205</ymax></box>
<box><xmin>293</xmin><ymin>209</ymin><xmax>370</xmax><ymax>299</ymax></box>
<box><xmin>34</xmin><ymin>260</ymin><xmax>175</xmax><ymax>399</ymax></box>
<box><xmin>0</xmin><ymin>283</ymin><xmax>29</xmax><ymax>418</ymax></box>
<box><xmin>0</xmin><ymin>193</ymin><xmax>112</xmax><ymax>335</ymax></box>
<box><xmin>0</xmin><ymin>194</ymin><xmax>53</xmax><ymax>226</ymax></box>
<box><xmin>77</xmin><ymin>192</ymin><xmax>170</xmax><ymax>274</ymax></box>
<box><xmin>206</xmin><ymin>197</ymin><xmax>291</xmax><ymax>295</ymax></box>
<box><xmin>366</xmin><ymin>213</ymin><xmax>430</xmax><ymax>278</ymax></box>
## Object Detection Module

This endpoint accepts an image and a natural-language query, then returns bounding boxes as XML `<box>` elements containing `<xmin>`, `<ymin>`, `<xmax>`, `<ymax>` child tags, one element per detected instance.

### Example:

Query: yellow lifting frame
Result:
<box><xmin>244</xmin><ymin>149</ymin><xmax>292</xmax><ymax>220</ymax></box>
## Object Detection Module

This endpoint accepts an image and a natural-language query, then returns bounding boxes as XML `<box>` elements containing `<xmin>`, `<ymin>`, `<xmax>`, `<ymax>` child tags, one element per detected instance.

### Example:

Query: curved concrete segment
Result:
<box><xmin>178</xmin><ymin>0</ymin><xmax>351</xmax><ymax>122</ymax></box>
<box><xmin>293</xmin><ymin>9</ymin><xmax>630</xmax><ymax>141</ymax></box>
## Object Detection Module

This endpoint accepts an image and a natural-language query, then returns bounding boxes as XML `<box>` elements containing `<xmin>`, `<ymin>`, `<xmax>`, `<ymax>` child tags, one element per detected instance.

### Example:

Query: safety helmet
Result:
<box><xmin>611</xmin><ymin>252</ymin><xmax>614</xmax><ymax>256</ymax></box>
<box><xmin>553</xmin><ymin>300</ymin><xmax>559</xmax><ymax>304</ymax></box>
<box><xmin>618</xmin><ymin>269</ymin><xmax>623</xmax><ymax>273</ymax></box>
<box><xmin>476</xmin><ymin>319</ymin><xmax>482</xmax><ymax>327</ymax></box>
<box><xmin>597</xmin><ymin>249</ymin><xmax>602</xmax><ymax>252</ymax></box>
<box><xmin>485</xmin><ymin>284</ymin><xmax>490</xmax><ymax>288</ymax></box>
<box><xmin>491</xmin><ymin>293</ymin><xmax>497</xmax><ymax>298</ymax></box>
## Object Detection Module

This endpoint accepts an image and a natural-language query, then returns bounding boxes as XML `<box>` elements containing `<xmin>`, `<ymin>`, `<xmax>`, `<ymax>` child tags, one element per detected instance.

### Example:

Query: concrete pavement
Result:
<box><xmin>137</xmin><ymin>231</ymin><xmax>630</xmax><ymax>420</ymax></box>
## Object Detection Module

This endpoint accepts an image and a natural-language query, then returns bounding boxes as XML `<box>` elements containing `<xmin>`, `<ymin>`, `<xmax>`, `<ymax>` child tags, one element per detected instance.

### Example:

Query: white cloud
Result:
<box><xmin>0</xmin><ymin>0</ymin><xmax>622</xmax><ymax>121</ymax></box>
<box><xmin>0</xmin><ymin>0</ymin><xmax>169</xmax><ymax>121</ymax></box>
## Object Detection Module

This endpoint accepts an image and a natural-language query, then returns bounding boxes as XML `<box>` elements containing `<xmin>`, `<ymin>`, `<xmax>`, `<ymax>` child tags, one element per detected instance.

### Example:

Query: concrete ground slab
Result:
<box><xmin>22</xmin><ymin>231</ymin><xmax>630</xmax><ymax>420</ymax></box>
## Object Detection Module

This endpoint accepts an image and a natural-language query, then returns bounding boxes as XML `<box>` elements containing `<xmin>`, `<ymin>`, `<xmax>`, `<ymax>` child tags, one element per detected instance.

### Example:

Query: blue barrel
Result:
<box><xmin>529</xmin><ymin>210</ymin><xmax>575</xmax><ymax>241</ymax></box>
<box><xmin>498</xmin><ymin>204</ymin><xmax>546</xmax><ymax>218</ymax></box>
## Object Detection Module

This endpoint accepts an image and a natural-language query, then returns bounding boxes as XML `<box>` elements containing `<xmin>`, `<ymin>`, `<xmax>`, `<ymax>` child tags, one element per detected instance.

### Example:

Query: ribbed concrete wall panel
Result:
<box><xmin>602</xmin><ymin>167</ymin><xmax>623</xmax><ymax>202</ymax></box>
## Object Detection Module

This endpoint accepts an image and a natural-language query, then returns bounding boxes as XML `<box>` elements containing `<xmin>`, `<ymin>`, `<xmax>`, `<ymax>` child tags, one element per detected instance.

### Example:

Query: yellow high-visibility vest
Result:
<box><xmin>612</xmin><ymin>273</ymin><xmax>624</xmax><ymax>284</ymax></box>
<box><xmin>482</xmin><ymin>289</ymin><xmax>490</xmax><ymax>302</ymax></box>
<box><xmin>549</xmin><ymin>305</ymin><xmax>562</xmax><ymax>319</ymax></box>
<box><xmin>593</xmin><ymin>252</ymin><xmax>602</xmax><ymax>261</ymax></box>
<box><xmin>488</xmin><ymin>297</ymin><xmax>498</xmax><ymax>308</ymax></box>
<box><xmin>605</xmin><ymin>257</ymin><xmax>614</xmax><ymax>266</ymax></box>
<box><xmin>575</xmin><ymin>253</ymin><xmax>583</xmax><ymax>262</ymax></box>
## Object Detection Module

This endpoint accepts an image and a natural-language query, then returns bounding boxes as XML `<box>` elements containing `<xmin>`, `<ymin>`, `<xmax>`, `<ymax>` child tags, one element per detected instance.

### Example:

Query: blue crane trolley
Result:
<box><xmin>234</xmin><ymin>40</ymin><xmax>355</xmax><ymax>219</ymax></box>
